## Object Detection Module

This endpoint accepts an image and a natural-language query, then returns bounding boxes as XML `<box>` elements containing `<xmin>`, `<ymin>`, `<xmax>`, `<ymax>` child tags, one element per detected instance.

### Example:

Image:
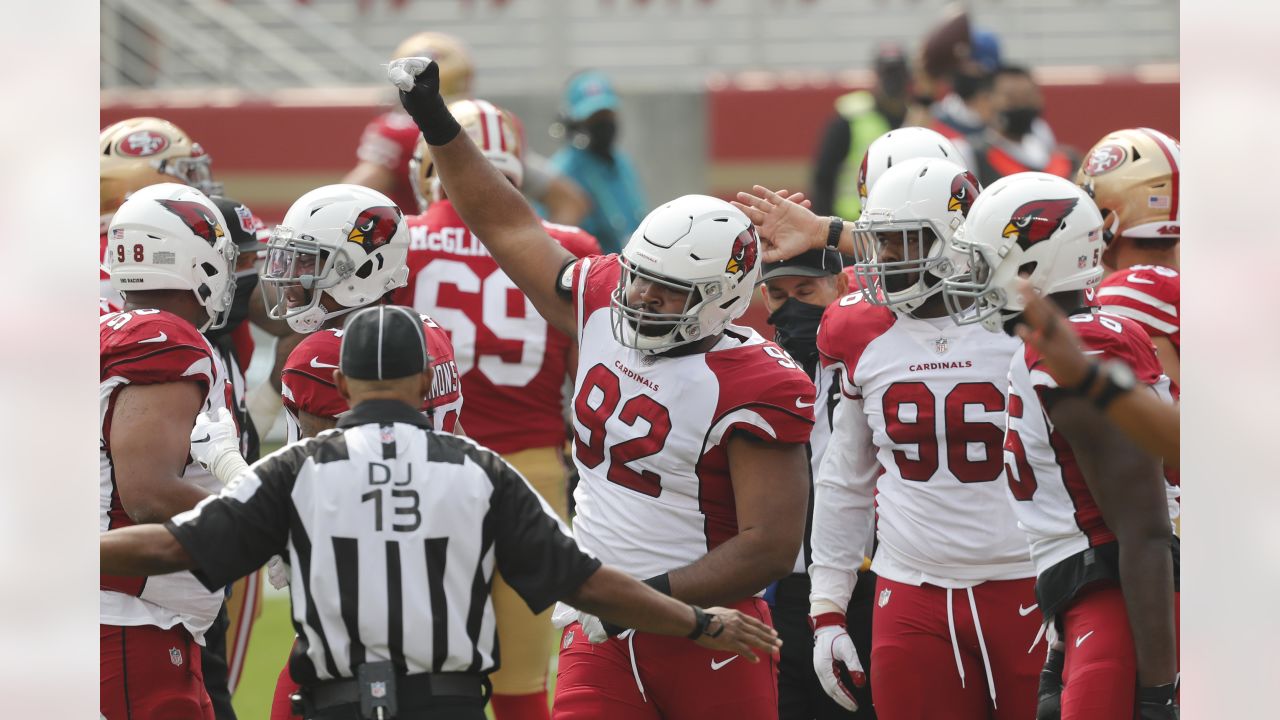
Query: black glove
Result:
<box><xmin>1036</xmin><ymin>646</ymin><xmax>1064</xmax><ymax>720</ymax></box>
<box><xmin>393</xmin><ymin>58</ymin><xmax>461</xmax><ymax>146</ymax></box>
<box><xmin>1135</xmin><ymin>683</ymin><xmax>1178</xmax><ymax>720</ymax></box>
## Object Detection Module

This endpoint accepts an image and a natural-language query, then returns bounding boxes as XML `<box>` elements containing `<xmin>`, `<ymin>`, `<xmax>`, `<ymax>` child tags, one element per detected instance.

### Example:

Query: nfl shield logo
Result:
<box><xmin>878</xmin><ymin>589</ymin><xmax>892</xmax><ymax>608</ymax></box>
<box><xmin>380</xmin><ymin>426</ymin><xmax>395</xmax><ymax>444</ymax></box>
<box><xmin>933</xmin><ymin>337</ymin><xmax>949</xmax><ymax>355</ymax></box>
<box><xmin>169</xmin><ymin>647</ymin><xmax>183</xmax><ymax>667</ymax></box>
<box><xmin>370</xmin><ymin>681</ymin><xmax>387</xmax><ymax>699</ymax></box>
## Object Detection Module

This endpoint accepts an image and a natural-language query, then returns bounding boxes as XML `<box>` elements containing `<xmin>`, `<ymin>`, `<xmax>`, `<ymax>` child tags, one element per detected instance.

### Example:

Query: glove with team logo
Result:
<box><xmin>189</xmin><ymin>408</ymin><xmax>249</xmax><ymax>488</ymax></box>
<box><xmin>386</xmin><ymin>57</ymin><xmax>461</xmax><ymax>146</ymax></box>
<box><xmin>1135</xmin><ymin>682</ymin><xmax>1179</xmax><ymax>720</ymax></box>
<box><xmin>811</xmin><ymin>612</ymin><xmax>866</xmax><ymax>712</ymax></box>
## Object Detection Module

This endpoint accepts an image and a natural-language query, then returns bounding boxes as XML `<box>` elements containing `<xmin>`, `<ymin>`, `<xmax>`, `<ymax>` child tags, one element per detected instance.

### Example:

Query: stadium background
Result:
<box><xmin>100</xmin><ymin>1</ymin><xmax>1177</xmax><ymax>716</ymax></box>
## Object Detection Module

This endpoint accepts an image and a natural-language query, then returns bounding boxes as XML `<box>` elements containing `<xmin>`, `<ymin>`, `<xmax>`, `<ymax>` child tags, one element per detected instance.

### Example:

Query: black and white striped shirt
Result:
<box><xmin>167</xmin><ymin>399</ymin><xmax>601</xmax><ymax>685</ymax></box>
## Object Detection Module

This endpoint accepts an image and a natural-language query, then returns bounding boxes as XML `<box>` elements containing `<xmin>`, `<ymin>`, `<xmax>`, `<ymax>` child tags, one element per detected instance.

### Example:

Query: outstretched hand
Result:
<box><xmin>733</xmin><ymin>185</ymin><xmax>827</xmax><ymax>263</ymax></box>
<box><xmin>386</xmin><ymin>57</ymin><xmax>460</xmax><ymax>145</ymax></box>
<box><xmin>692</xmin><ymin>606</ymin><xmax>782</xmax><ymax>662</ymax></box>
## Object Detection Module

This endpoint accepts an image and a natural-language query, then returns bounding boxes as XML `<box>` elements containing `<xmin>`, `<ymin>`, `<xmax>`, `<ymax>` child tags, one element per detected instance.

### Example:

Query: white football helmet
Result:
<box><xmin>261</xmin><ymin>184</ymin><xmax>410</xmax><ymax>333</ymax></box>
<box><xmin>107</xmin><ymin>182</ymin><xmax>238</xmax><ymax>332</ymax></box>
<box><xmin>612</xmin><ymin>195</ymin><xmax>760</xmax><ymax>354</ymax></box>
<box><xmin>942</xmin><ymin>173</ymin><xmax>1105</xmax><ymax>333</ymax></box>
<box><xmin>850</xmin><ymin>157</ymin><xmax>980</xmax><ymax>313</ymax></box>
<box><xmin>858</xmin><ymin>126</ymin><xmax>966</xmax><ymax>209</ymax></box>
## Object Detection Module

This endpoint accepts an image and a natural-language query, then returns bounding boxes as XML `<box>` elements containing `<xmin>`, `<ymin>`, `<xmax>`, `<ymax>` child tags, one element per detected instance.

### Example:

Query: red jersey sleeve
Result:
<box><xmin>280</xmin><ymin>330</ymin><xmax>348</xmax><ymax>420</ymax></box>
<box><xmin>1094</xmin><ymin>266</ymin><xmax>1180</xmax><ymax>350</ymax></box>
<box><xmin>704</xmin><ymin>339</ymin><xmax>817</xmax><ymax>447</ymax></box>
<box><xmin>542</xmin><ymin>220</ymin><xmax>604</xmax><ymax>258</ymax></box>
<box><xmin>100</xmin><ymin>310</ymin><xmax>215</xmax><ymax>394</ymax></box>
<box><xmin>355</xmin><ymin>111</ymin><xmax>421</xmax><ymax>173</ymax></box>
<box><xmin>1024</xmin><ymin>312</ymin><xmax>1165</xmax><ymax>393</ymax></box>
<box><xmin>815</xmin><ymin>291</ymin><xmax>896</xmax><ymax>400</ymax></box>
<box><xmin>568</xmin><ymin>253</ymin><xmax>620</xmax><ymax>333</ymax></box>
<box><xmin>420</xmin><ymin>314</ymin><xmax>463</xmax><ymax>432</ymax></box>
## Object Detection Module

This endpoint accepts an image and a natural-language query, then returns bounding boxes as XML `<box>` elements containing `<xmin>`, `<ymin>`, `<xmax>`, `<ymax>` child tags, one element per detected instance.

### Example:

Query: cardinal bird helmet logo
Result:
<box><xmin>347</xmin><ymin>206</ymin><xmax>403</xmax><ymax>253</ymax></box>
<box><xmin>1002</xmin><ymin>198</ymin><xmax>1079</xmax><ymax>251</ymax></box>
<box><xmin>157</xmin><ymin>199</ymin><xmax>225</xmax><ymax>246</ymax></box>
<box><xmin>947</xmin><ymin>172</ymin><xmax>980</xmax><ymax>215</ymax></box>
<box><xmin>724</xmin><ymin>227</ymin><xmax>759</xmax><ymax>280</ymax></box>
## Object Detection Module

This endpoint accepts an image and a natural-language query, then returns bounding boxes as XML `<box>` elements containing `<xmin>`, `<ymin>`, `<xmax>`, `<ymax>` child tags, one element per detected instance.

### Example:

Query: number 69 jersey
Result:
<box><xmin>1004</xmin><ymin>312</ymin><xmax>1172</xmax><ymax>577</ymax></box>
<box><xmin>566</xmin><ymin>255</ymin><xmax>816</xmax><ymax>580</ymax></box>
<box><xmin>816</xmin><ymin>292</ymin><xmax>1034</xmax><ymax>586</ymax></box>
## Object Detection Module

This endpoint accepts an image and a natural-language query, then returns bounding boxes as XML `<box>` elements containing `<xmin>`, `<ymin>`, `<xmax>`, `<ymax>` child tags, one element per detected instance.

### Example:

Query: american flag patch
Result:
<box><xmin>112</xmin><ymin>228</ymin><xmax>125</xmax><ymax>240</ymax></box>
<box><xmin>1148</xmin><ymin>195</ymin><xmax>1171</xmax><ymax>209</ymax></box>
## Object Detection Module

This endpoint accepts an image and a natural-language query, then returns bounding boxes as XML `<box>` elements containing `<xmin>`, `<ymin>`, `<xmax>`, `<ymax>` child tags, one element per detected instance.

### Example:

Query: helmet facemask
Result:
<box><xmin>155</xmin><ymin>144</ymin><xmax>221</xmax><ymax>198</ymax></box>
<box><xmin>850</xmin><ymin>214</ymin><xmax>957</xmax><ymax>313</ymax></box>
<box><xmin>941</xmin><ymin>226</ymin><xmax>1016</xmax><ymax>333</ymax></box>
<box><xmin>610</xmin><ymin>257</ymin><xmax>733</xmax><ymax>355</ymax></box>
<box><xmin>260</xmin><ymin>226</ymin><xmax>357</xmax><ymax>333</ymax></box>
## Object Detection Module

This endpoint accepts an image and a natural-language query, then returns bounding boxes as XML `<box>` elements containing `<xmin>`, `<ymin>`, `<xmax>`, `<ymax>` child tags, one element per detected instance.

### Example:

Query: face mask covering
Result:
<box><xmin>585</xmin><ymin>117</ymin><xmax>618</xmax><ymax>155</ymax></box>
<box><xmin>768</xmin><ymin>296</ymin><xmax>827</xmax><ymax>367</ymax></box>
<box><xmin>1000</xmin><ymin>107</ymin><xmax>1040</xmax><ymax>138</ymax></box>
<box><xmin>952</xmin><ymin>72</ymin><xmax>988</xmax><ymax>101</ymax></box>
<box><xmin>205</xmin><ymin>270</ymin><xmax>258</xmax><ymax>340</ymax></box>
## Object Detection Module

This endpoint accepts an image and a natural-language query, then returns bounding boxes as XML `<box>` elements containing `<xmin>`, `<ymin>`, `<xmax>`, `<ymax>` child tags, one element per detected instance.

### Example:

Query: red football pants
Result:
<box><xmin>101</xmin><ymin>623</ymin><xmax>214</xmax><ymax>720</ymax></box>
<box><xmin>870</xmin><ymin>576</ymin><xmax>1042</xmax><ymax>720</ymax></box>
<box><xmin>553</xmin><ymin>597</ymin><xmax>778</xmax><ymax>720</ymax></box>
<box><xmin>270</xmin><ymin>640</ymin><xmax>302</xmax><ymax>720</ymax></box>
<box><xmin>1059</xmin><ymin>582</ymin><xmax>1181</xmax><ymax>720</ymax></box>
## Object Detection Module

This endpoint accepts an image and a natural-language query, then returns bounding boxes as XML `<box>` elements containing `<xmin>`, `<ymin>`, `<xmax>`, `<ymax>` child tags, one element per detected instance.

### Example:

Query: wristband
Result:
<box><xmin>400</xmin><ymin>89</ymin><xmax>462</xmax><ymax>146</ymax></box>
<box><xmin>808</xmin><ymin>611</ymin><xmax>846</xmax><ymax>633</ymax></box>
<box><xmin>643</xmin><ymin>573</ymin><xmax>672</xmax><ymax>596</ymax></box>
<box><xmin>825</xmin><ymin>216</ymin><xmax>844</xmax><ymax>250</ymax></box>
<box><xmin>687</xmin><ymin>605</ymin><xmax>710</xmax><ymax>640</ymax></box>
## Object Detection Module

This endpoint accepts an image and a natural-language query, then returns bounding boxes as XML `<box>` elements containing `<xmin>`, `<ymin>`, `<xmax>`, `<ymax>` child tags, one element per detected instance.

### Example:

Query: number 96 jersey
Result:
<box><xmin>566</xmin><ymin>255</ymin><xmax>816</xmax><ymax>580</ymax></box>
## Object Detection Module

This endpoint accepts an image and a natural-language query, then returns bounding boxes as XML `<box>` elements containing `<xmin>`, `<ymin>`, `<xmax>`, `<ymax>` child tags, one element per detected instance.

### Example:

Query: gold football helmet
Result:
<box><xmin>1075</xmin><ymin>127</ymin><xmax>1180</xmax><ymax>243</ymax></box>
<box><xmin>100</xmin><ymin>117</ymin><xmax>219</xmax><ymax>225</ymax></box>
<box><xmin>392</xmin><ymin>32</ymin><xmax>474</xmax><ymax>101</ymax></box>
<box><xmin>409</xmin><ymin>99</ymin><xmax>525</xmax><ymax>213</ymax></box>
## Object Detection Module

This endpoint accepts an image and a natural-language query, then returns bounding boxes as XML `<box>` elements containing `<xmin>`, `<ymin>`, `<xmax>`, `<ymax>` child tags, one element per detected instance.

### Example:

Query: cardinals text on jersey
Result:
<box><xmin>816</xmin><ymin>290</ymin><xmax>1035</xmax><ymax>585</ymax></box>
<box><xmin>100</xmin><ymin>308</ymin><xmax>231</xmax><ymax>641</ymax></box>
<box><xmin>563</xmin><ymin>254</ymin><xmax>816</xmax><ymax>580</ymax></box>
<box><xmin>280</xmin><ymin>312</ymin><xmax>462</xmax><ymax>442</ymax></box>
<box><xmin>1004</xmin><ymin>311</ymin><xmax>1172</xmax><ymax>578</ymax></box>
<box><xmin>392</xmin><ymin>201</ymin><xmax>601</xmax><ymax>454</ymax></box>
<box><xmin>1095</xmin><ymin>264</ymin><xmax>1179</xmax><ymax>351</ymax></box>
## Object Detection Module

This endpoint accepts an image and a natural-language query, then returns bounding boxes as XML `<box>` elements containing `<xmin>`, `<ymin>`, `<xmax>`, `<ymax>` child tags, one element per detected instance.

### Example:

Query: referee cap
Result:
<box><xmin>339</xmin><ymin>305</ymin><xmax>428</xmax><ymax>380</ymax></box>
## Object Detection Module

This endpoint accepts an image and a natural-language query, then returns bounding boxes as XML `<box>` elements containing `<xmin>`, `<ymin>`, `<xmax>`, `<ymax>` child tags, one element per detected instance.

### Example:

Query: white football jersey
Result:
<box><xmin>814</xmin><ymin>292</ymin><xmax>1034</xmax><ymax>589</ymax></box>
<box><xmin>565</xmin><ymin>255</ymin><xmax>817</xmax><ymax>581</ymax></box>
<box><xmin>1005</xmin><ymin>311</ymin><xmax>1175</xmax><ymax>576</ymax></box>
<box><xmin>100</xmin><ymin>309</ymin><xmax>230</xmax><ymax>642</ymax></box>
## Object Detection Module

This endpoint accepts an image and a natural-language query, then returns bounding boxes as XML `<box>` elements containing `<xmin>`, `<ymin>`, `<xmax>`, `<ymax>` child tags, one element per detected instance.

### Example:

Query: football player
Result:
<box><xmin>391</xmin><ymin>57</ymin><xmax>813</xmax><ymax>718</ymax></box>
<box><xmin>1075</xmin><ymin>128</ymin><xmax>1181</xmax><ymax>386</ymax></box>
<box><xmin>344</xmin><ymin>31</ymin><xmax>588</xmax><ymax>224</ymax></box>
<box><xmin>393</xmin><ymin>98</ymin><xmax>601</xmax><ymax>720</ymax></box>
<box><xmin>759</xmin><ymin>158</ymin><xmax>1043</xmax><ymax>718</ymax></box>
<box><xmin>100</xmin><ymin>183</ymin><xmax>239</xmax><ymax>720</ymax></box>
<box><xmin>942</xmin><ymin>172</ymin><xmax>1179</xmax><ymax>720</ymax></box>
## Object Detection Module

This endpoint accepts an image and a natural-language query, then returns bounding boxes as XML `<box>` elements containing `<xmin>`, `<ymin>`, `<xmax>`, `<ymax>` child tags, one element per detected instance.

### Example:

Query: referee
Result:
<box><xmin>100</xmin><ymin>305</ymin><xmax>780</xmax><ymax>720</ymax></box>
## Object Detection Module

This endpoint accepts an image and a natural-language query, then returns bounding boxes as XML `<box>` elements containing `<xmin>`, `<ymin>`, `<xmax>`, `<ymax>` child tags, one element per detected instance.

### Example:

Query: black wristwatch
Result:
<box><xmin>1091</xmin><ymin>360</ymin><xmax>1137</xmax><ymax>410</ymax></box>
<box><xmin>825</xmin><ymin>216</ymin><xmax>844</xmax><ymax>250</ymax></box>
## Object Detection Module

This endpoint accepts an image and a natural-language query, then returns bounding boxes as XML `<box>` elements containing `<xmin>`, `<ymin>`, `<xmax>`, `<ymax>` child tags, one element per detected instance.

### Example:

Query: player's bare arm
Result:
<box><xmin>110</xmin><ymin>381</ymin><xmax>212</xmax><ymax>523</ymax></box>
<box><xmin>666</xmin><ymin>434</ymin><xmax>809</xmax><ymax>608</ymax></box>
<box><xmin>1049</xmin><ymin>396</ymin><xmax>1178</xmax><ymax>687</ymax></box>
<box><xmin>390</xmin><ymin>58</ymin><xmax>576</xmax><ymax>337</ymax></box>
<box><xmin>101</xmin><ymin>523</ymin><xmax>194</xmax><ymax>577</ymax></box>
<box><xmin>566</xmin><ymin>564</ymin><xmax>781</xmax><ymax>661</ymax></box>
<box><xmin>341</xmin><ymin>160</ymin><xmax>397</xmax><ymax>197</ymax></box>
<box><xmin>540</xmin><ymin>174</ymin><xmax>590</xmax><ymax>226</ymax></box>
<box><xmin>1151</xmin><ymin>336</ymin><xmax>1180</xmax><ymax>388</ymax></box>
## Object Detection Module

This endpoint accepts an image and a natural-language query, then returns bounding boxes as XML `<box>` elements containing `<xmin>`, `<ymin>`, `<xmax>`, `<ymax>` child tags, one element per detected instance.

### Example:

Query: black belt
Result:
<box><xmin>305</xmin><ymin>672</ymin><xmax>485</xmax><ymax>711</ymax></box>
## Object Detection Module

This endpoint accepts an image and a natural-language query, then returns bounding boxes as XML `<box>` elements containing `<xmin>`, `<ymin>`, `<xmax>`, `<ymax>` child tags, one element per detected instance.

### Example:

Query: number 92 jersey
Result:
<box><xmin>392</xmin><ymin>201</ymin><xmax>601</xmax><ymax>454</ymax></box>
<box><xmin>817</xmin><ymin>292</ymin><xmax>1034</xmax><ymax>583</ymax></box>
<box><xmin>566</xmin><ymin>255</ymin><xmax>816</xmax><ymax>580</ymax></box>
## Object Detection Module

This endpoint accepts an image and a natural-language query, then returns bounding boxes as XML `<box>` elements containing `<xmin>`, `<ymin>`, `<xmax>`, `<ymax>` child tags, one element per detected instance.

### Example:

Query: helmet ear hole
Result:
<box><xmin>355</xmin><ymin>260</ymin><xmax>374</xmax><ymax>279</ymax></box>
<box><xmin>1017</xmin><ymin>261</ymin><xmax>1038</xmax><ymax>278</ymax></box>
<box><xmin>201</xmin><ymin>262</ymin><xmax>219</xmax><ymax>277</ymax></box>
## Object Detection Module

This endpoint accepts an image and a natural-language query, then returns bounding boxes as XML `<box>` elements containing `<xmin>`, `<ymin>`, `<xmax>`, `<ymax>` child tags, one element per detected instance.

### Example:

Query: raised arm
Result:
<box><xmin>389</xmin><ymin>58</ymin><xmax>576</xmax><ymax>337</ymax></box>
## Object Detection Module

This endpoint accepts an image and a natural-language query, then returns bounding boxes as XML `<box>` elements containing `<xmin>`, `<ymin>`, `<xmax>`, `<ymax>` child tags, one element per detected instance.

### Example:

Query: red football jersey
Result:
<box><xmin>1005</xmin><ymin>311</ymin><xmax>1171</xmax><ymax>576</ymax></box>
<box><xmin>280</xmin><ymin>312</ymin><xmax>462</xmax><ymax>442</ymax></box>
<box><xmin>1095</xmin><ymin>264</ymin><xmax>1180</xmax><ymax>352</ymax></box>
<box><xmin>100</xmin><ymin>308</ymin><xmax>230</xmax><ymax>639</ymax></box>
<box><xmin>354</xmin><ymin>109</ymin><xmax>422</xmax><ymax>215</ymax></box>
<box><xmin>392</xmin><ymin>200</ymin><xmax>601</xmax><ymax>454</ymax></box>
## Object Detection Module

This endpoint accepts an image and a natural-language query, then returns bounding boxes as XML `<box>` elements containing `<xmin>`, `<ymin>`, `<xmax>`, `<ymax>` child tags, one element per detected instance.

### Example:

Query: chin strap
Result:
<box><xmin>288</xmin><ymin>304</ymin><xmax>362</xmax><ymax>334</ymax></box>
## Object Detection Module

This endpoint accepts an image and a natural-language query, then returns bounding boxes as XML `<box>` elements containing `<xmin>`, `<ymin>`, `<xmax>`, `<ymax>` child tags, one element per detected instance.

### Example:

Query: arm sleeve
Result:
<box><xmin>165</xmin><ymin>446</ymin><xmax>304</xmax><ymax>591</ymax></box>
<box><xmin>808</xmin><ymin>395</ymin><xmax>880</xmax><ymax>614</ymax></box>
<box><xmin>482</xmin><ymin>450</ymin><xmax>602</xmax><ymax>613</ymax></box>
<box><xmin>810</xmin><ymin>116</ymin><xmax>851</xmax><ymax>217</ymax></box>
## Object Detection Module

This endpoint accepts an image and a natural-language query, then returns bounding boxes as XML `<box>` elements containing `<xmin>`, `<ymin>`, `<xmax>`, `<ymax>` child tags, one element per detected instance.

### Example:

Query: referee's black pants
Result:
<box><xmin>774</xmin><ymin>570</ymin><xmax>878</xmax><ymax>720</ymax></box>
<box><xmin>305</xmin><ymin>697</ymin><xmax>485</xmax><ymax>719</ymax></box>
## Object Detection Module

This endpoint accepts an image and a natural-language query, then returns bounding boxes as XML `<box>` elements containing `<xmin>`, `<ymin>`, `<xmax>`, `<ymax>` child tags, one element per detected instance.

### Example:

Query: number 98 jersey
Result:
<box><xmin>816</xmin><ymin>292</ymin><xmax>1034</xmax><ymax>584</ymax></box>
<box><xmin>566</xmin><ymin>255</ymin><xmax>816</xmax><ymax>580</ymax></box>
<box><xmin>393</xmin><ymin>200</ymin><xmax>601</xmax><ymax>454</ymax></box>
